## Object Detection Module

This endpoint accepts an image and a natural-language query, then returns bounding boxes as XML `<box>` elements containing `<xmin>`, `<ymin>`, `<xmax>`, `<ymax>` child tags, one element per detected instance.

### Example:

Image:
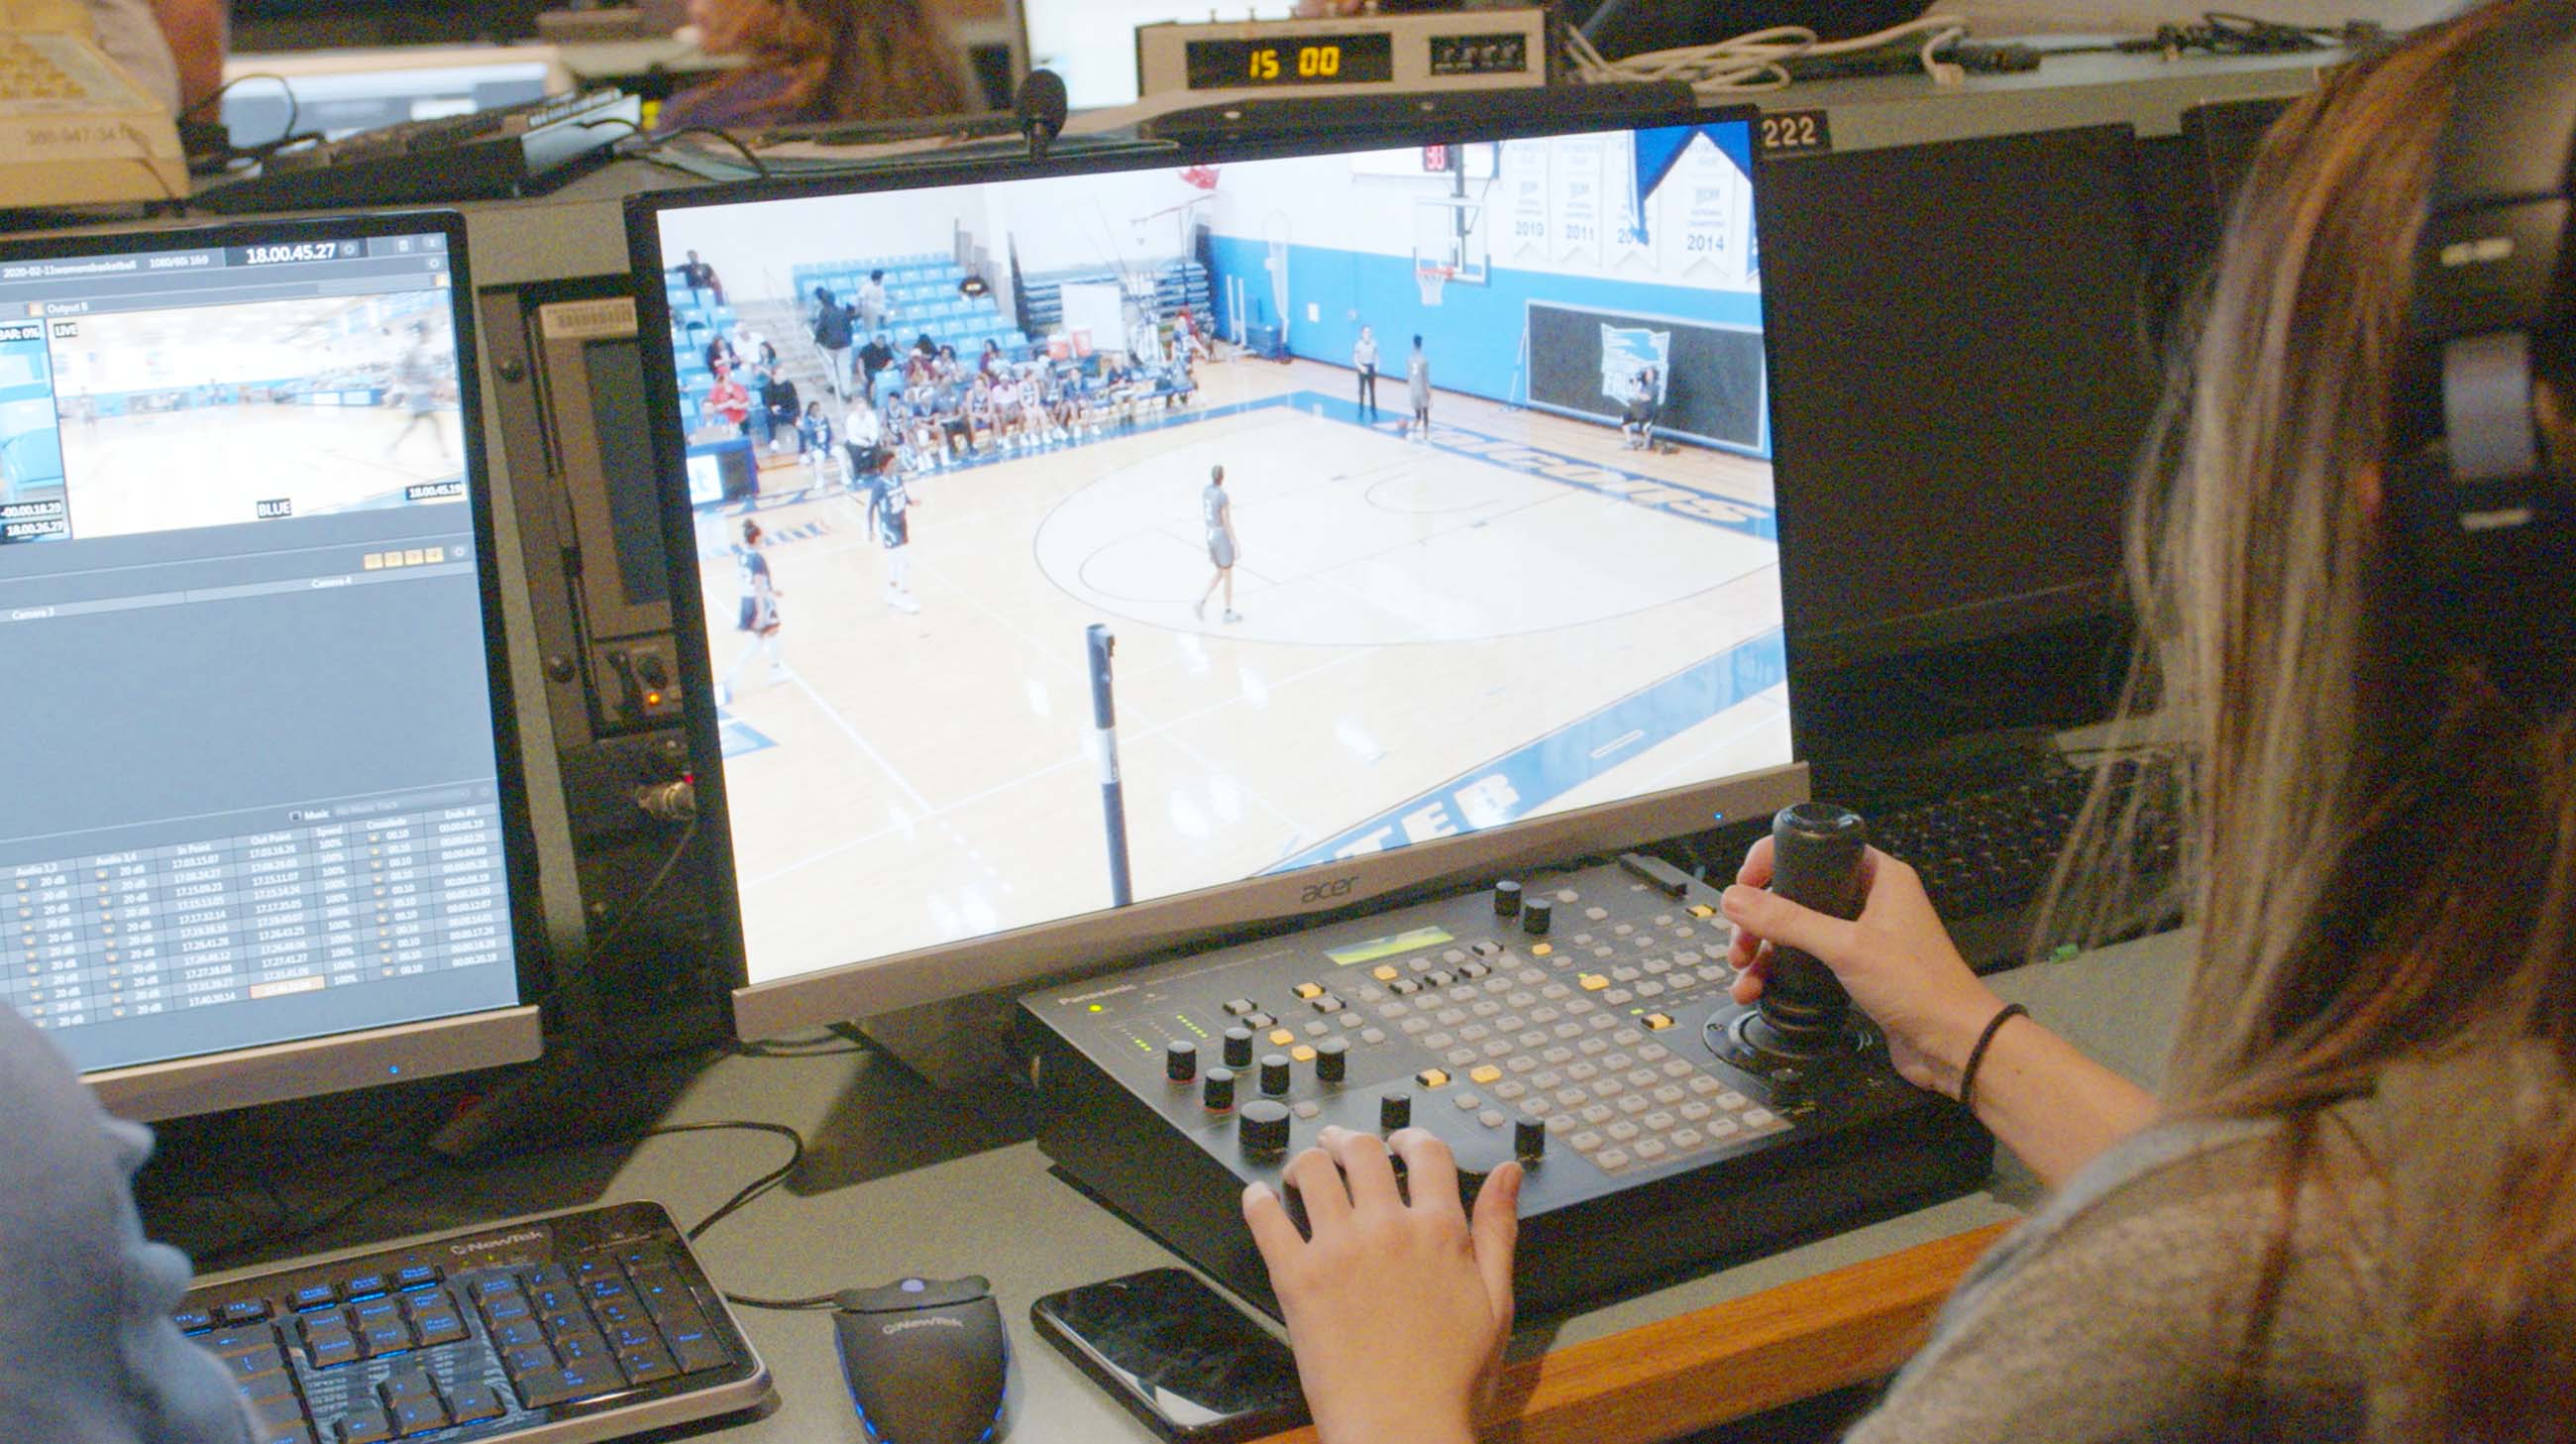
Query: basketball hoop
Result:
<box><xmin>1415</xmin><ymin>263</ymin><xmax>1454</xmax><ymax>307</ymax></box>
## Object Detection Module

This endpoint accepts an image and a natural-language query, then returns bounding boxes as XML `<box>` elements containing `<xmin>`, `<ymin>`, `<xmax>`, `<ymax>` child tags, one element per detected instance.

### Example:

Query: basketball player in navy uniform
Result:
<box><xmin>1194</xmin><ymin>464</ymin><xmax>1240</xmax><ymax>623</ymax></box>
<box><xmin>716</xmin><ymin>516</ymin><xmax>785</xmax><ymax>706</ymax></box>
<box><xmin>867</xmin><ymin>455</ymin><xmax>921</xmax><ymax>613</ymax></box>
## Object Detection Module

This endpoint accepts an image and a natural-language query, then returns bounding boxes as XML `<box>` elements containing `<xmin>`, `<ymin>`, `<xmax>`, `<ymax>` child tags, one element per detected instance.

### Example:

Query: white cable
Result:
<box><xmin>1567</xmin><ymin>12</ymin><xmax>1974</xmax><ymax>96</ymax></box>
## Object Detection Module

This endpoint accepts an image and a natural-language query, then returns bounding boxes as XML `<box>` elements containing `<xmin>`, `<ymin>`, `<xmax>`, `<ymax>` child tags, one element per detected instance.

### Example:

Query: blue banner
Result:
<box><xmin>1631</xmin><ymin>120</ymin><xmax>1755</xmax><ymax>239</ymax></box>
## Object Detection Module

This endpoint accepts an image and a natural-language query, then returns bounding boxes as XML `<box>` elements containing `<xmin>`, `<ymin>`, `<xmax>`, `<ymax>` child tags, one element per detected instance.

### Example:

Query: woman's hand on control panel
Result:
<box><xmin>1722</xmin><ymin>836</ymin><xmax>2004</xmax><ymax>1100</ymax></box>
<box><xmin>1243</xmin><ymin>1126</ymin><xmax>1521</xmax><ymax>1444</ymax></box>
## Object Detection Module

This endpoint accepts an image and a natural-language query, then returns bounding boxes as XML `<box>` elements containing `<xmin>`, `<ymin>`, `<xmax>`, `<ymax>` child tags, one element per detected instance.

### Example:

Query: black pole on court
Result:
<box><xmin>1087</xmin><ymin>623</ymin><xmax>1133</xmax><ymax>907</ymax></box>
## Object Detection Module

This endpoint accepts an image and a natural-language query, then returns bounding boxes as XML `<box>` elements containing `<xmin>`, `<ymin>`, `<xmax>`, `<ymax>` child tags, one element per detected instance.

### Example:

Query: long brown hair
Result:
<box><xmin>702</xmin><ymin>0</ymin><xmax>973</xmax><ymax>124</ymax></box>
<box><xmin>2046</xmin><ymin>1</ymin><xmax>2576</xmax><ymax>1435</ymax></box>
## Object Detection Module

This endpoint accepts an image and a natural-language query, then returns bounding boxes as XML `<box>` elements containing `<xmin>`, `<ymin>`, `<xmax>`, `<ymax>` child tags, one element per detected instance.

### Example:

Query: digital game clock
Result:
<box><xmin>1137</xmin><ymin>9</ymin><xmax>1550</xmax><ymax>100</ymax></box>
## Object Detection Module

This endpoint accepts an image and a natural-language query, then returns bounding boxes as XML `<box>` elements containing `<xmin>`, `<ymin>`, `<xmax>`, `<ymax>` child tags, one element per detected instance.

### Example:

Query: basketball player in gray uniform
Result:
<box><xmin>868</xmin><ymin>455</ymin><xmax>921</xmax><ymax>613</ymax></box>
<box><xmin>1406</xmin><ymin>334</ymin><xmax>1432</xmax><ymax>441</ymax></box>
<box><xmin>1194</xmin><ymin>463</ymin><xmax>1240</xmax><ymax>623</ymax></box>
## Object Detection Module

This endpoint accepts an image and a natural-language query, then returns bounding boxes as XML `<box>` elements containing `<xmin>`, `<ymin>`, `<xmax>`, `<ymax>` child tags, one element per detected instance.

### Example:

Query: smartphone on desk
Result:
<box><xmin>1031</xmin><ymin>1268</ymin><xmax>1309</xmax><ymax>1443</ymax></box>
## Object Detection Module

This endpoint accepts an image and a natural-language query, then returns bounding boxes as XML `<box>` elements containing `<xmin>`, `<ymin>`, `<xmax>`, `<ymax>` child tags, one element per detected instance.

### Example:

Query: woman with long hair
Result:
<box><xmin>1243</xmin><ymin>5</ymin><xmax>2576</xmax><ymax>1442</ymax></box>
<box><xmin>655</xmin><ymin>0</ymin><xmax>973</xmax><ymax>133</ymax></box>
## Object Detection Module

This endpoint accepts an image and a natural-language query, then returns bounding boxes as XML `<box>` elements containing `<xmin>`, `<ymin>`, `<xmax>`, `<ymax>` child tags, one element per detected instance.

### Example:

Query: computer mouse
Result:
<box><xmin>832</xmin><ymin>1275</ymin><xmax>1009</xmax><ymax>1444</ymax></box>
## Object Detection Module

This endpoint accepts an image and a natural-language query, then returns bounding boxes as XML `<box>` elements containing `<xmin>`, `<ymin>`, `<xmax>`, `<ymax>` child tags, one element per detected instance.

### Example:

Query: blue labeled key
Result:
<box><xmin>393</xmin><ymin>1265</ymin><xmax>442</xmax><ymax>1290</ymax></box>
<box><xmin>290</xmin><ymin>1283</ymin><xmax>339</xmax><ymax>1311</ymax></box>
<box><xmin>339</xmin><ymin>1274</ymin><xmax>390</xmax><ymax>1300</ymax></box>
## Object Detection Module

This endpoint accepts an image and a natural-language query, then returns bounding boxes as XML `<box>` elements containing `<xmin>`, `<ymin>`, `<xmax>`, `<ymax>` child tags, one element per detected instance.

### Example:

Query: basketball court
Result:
<box><xmin>48</xmin><ymin>295</ymin><xmax>465</xmax><ymax>540</ymax></box>
<box><xmin>698</xmin><ymin>353</ymin><xmax>1784</xmax><ymax>977</ymax></box>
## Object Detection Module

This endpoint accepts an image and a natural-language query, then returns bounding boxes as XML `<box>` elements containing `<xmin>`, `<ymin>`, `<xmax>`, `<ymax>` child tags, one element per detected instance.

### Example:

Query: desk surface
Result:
<box><xmin>357</xmin><ymin>931</ymin><xmax>2187</xmax><ymax>1444</ymax></box>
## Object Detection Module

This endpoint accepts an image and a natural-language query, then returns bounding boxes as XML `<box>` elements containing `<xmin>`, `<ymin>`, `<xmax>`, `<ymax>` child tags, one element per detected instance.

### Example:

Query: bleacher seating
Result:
<box><xmin>784</xmin><ymin>253</ymin><xmax>1031</xmax><ymax>363</ymax></box>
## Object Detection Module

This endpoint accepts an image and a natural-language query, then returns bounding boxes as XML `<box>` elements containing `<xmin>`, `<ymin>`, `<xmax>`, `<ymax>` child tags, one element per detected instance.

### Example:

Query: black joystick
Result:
<box><xmin>1730</xmin><ymin>803</ymin><xmax>1870</xmax><ymax>1060</ymax></box>
<box><xmin>1203</xmin><ymin>1067</ymin><xmax>1236</xmax><ymax>1111</ymax></box>
<box><xmin>1222</xmin><ymin>1027</ymin><xmax>1254</xmax><ymax>1068</ymax></box>
<box><xmin>1259</xmin><ymin>1055</ymin><xmax>1292</xmax><ymax>1096</ymax></box>
<box><xmin>1492</xmin><ymin>879</ymin><xmax>1522</xmax><ymax>917</ymax></box>
<box><xmin>1514</xmin><ymin>1115</ymin><xmax>1548</xmax><ymax>1162</ymax></box>
<box><xmin>1522</xmin><ymin>896</ymin><xmax>1553</xmax><ymax>936</ymax></box>
<box><xmin>1379</xmin><ymin>1091</ymin><xmax>1412</xmax><ymax>1131</ymax></box>
<box><xmin>1165</xmin><ymin>1040</ymin><xmax>1197</xmax><ymax>1082</ymax></box>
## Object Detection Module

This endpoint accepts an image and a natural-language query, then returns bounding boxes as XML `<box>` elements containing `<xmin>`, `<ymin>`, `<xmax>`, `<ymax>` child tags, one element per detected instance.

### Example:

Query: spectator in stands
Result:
<box><xmin>843</xmin><ymin>392</ymin><xmax>885</xmax><ymax>481</ymax></box>
<box><xmin>810</xmin><ymin>286</ymin><xmax>854</xmax><ymax>399</ymax></box>
<box><xmin>703</xmin><ymin>331</ymin><xmax>738</xmax><ymax>378</ymax></box>
<box><xmin>996</xmin><ymin>370</ymin><xmax>1036</xmax><ymax>452</ymax></box>
<box><xmin>978</xmin><ymin>339</ymin><xmax>1005</xmax><ymax>380</ymax></box>
<box><xmin>855</xmin><ymin>270</ymin><xmax>892</xmax><ymax>337</ymax></box>
<box><xmin>798</xmin><ymin>400</ymin><xmax>835</xmax><ymax>481</ymax></box>
<box><xmin>901</xmin><ymin>393</ymin><xmax>943</xmax><ymax>473</ymax></box>
<box><xmin>963</xmin><ymin>376</ymin><xmax>1000</xmax><ymax>456</ymax></box>
<box><xmin>654</xmin><ymin>0</ymin><xmax>972</xmax><ymax>134</ymax></box>
<box><xmin>678</xmin><ymin>250</ymin><xmax>723</xmax><ymax>310</ymax></box>
<box><xmin>705</xmin><ymin>364</ymin><xmax>750</xmax><ymax>437</ymax></box>
<box><xmin>913</xmin><ymin>332</ymin><xmax>939</xmax><ymax>363</ymax></box>
<box><xmin>760</xmin><ymin>369</ymin><xmax>801</xmax><ymax>455</ymax></box>
<box><xmin>859</xmin><ymin>332</ymin><xmax>897</xmax><ymax>401</ymax></box>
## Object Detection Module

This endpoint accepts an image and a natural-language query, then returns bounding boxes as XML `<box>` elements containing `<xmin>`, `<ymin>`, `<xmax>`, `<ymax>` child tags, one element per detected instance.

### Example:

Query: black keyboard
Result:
<box><xmin>178</xmin><ymin>1200</ymin><xmax>770</xmax><ymax>1444</ymax></box>
<box><xmin>1867</xmin><ymin>757</ymin><xmax>2181</xmax><ymax>971</ymax></box>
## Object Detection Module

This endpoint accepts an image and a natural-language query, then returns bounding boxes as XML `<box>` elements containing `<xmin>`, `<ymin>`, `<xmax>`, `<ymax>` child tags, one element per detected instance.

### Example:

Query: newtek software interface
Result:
<box><xmin>0</xmin><ymin>228</ymin><xmax>521</xmax><ymax>1072</ymax></box>
<box><xmin>656</xmin><ymin>120</ymin><xmax>1783</xmax><ymax>987</ymax></box>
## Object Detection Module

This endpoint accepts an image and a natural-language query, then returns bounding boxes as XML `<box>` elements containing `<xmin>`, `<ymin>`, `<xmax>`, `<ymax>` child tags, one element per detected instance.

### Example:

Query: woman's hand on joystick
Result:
<box><xmin>1723</xmin><ymin>835</ymin><xmax>2004</xmax><ymax>1100</ymax></box>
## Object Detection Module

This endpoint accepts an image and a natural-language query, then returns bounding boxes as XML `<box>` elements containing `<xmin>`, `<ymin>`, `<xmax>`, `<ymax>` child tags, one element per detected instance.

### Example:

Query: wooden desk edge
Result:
<box><xmin>1250</xmin><ymin>1221</ymin><xmax>2014</xmax><ymax>1444</ymax></box>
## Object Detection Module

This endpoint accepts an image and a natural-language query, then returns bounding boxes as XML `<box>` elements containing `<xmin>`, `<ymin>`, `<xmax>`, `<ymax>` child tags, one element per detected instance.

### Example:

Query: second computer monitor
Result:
<box><xmin>631</xmin><ymin>109</ymin><xmax>1800</xmax><ymax>1037</ymax></box>
<box><xmin>0</xmin><ymin>212</ymin><xmax>545</xmax><ymax>1119</ymax></box>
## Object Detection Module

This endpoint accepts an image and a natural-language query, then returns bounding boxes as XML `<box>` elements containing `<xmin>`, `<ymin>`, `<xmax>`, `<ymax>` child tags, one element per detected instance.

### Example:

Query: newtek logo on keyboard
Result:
<box><xmin>447</xmin><ymin>1228</ymin><xmax>550</xmax><ymax>1257</ymax></box>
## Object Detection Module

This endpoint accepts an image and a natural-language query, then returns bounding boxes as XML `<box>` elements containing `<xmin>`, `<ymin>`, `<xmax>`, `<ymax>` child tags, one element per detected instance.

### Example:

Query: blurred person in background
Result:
<box><xmin>656</xmin><ymin>0</ymin><xmax>972</xmax><ymax>133</ymax></box>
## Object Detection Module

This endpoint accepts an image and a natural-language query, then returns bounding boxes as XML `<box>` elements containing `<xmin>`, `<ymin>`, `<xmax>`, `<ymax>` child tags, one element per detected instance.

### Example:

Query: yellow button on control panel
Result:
<box><xmin>1372</xmin><ymin>964</ymin><xmax>1400</xmax><ymax>982</ymax></box>
<box><xmin>1644</xmin><ymin>1013</ymin><xmax>1675</xmax><ymax>1031</ymax></box>
<box><xmin>1416</xmin><ymin>1068</ymin><xmax>1450</xmax><ymax>1088</ymax></box>
<box><xmin>1532</xmin><ymin>944</ymin><xmax>1553</xmax><ymax>957</ymax></box>
<box><xmin>1269</xmin><ymin>1028</ymin><xmax>1297</xmax><ymax>1047</ymax></box>
<box><xmin>1688</xmin><ymin>904</ymin><xmax>1717</xmax><ymax>918</ymax></box>
<box><xmin>1468</xmin><ymin>1064</ymin><xmax>1502</xmax><ymax>1085</ymax></box>
<box><xmin>1292</xmin><ymin>982</ymin><xmax>1324</xmax><ymax>999</ymax></box>
<box><xmin>1578</xmin><ymin>973</ymin><xmax>1610</xmax><ymax>991</ymax></box>
<box><xmin>1291</xmin><ymin>1045</ymin><xmax>1317</xmax><ymax>1062</ymax></box>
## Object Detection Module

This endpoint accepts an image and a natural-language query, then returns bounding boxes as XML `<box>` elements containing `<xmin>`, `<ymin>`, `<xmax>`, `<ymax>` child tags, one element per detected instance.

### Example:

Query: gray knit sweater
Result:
<box><xmin>1833</xmin><ymin>1045</ymin><xmax>2570</xmax><ymax>1443</ymax></box>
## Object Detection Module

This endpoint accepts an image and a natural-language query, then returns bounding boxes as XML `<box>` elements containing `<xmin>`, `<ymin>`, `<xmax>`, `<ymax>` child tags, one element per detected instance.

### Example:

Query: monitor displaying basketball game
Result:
<box><xmin>0</xmin><ymin>211</ymin><xmax>544</xmax><ymax>1117</ymax></box>
<box><xmin>628</xmin><ymin>108</ymin><xmax>1803</xmax><ymax>1035</ymax></box>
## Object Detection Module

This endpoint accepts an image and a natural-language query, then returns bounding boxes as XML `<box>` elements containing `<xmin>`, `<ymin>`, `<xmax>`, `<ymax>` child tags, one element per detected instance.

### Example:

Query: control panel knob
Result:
<box><xmin>1222</xmin><ymin>1027</ymin><xmax>1254</xmax><ymax>1068</ymax></box>
<box><xmin>1314</xmin><ymin>1036</ymin><xmax>1348</xmax><ymax>1083</ymax></box>
<box><xmin>1753</xmin><ymin>803</ymin><xmax>1870</xmax><ymax>1054</ymax></box>
<box><xmin>1238</xmin><ymin>1100</ymin><xmax>1291</xmax><ymax>1155</ymax></box>
<box><xmin>1492</xmin><ymin>879</ymin><xmax>1522</xmax><ymax>917</ymax></box>
<box><xmin>1522</xmin><ymin>896</ymin><xmax>1553</xmax><ymax>936</ymax></box>
<box><xmin>1259</xmin><ymin>1054</ymin><xmax>1292</xmax><ymax>1096</ymax></box>
<box><xmin>1515</xmin><ymin>1115</ymin><xmax>1548</xmax><ymax>1162</ymax></box>
<box><xmin>1165</xmin><ymin>1040</ymin><xmax>1197</xmax><ymax>1082</ymax></box>
<box><xmin>1203</xmin><ymin>1067</ymin><xmax>1236</xmax><ymax>1111</ymax></box>
<box><xmin>1379</xmin><ymin>1091</ymin><xmax>1412</xmax><ymax>1131</ymax></box>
